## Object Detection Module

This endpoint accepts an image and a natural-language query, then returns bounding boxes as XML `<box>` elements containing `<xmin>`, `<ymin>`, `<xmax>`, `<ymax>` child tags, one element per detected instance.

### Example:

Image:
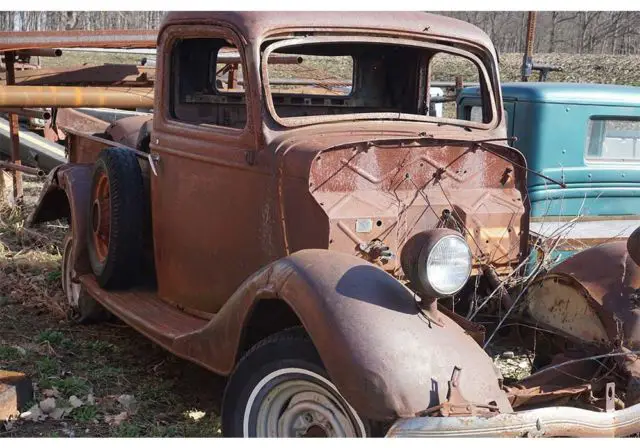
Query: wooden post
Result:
<box><xmin>521</xmin><ymin>12</ymin><xmax>537</xmax><ymax>82</ymax></box>
<box><xmin>227</xmin><ymin>63</ymin><xmax>237</xmax><ymax>90</ymax></box>
<box><xmin>4</xmin><ymin>51</ymin><xmax>23</xmax><ymax>203</ymax></box>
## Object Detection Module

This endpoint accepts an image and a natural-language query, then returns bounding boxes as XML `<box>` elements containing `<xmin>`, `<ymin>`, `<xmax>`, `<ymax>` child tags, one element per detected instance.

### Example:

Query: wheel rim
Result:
<box><xmin>62</xmin><ymin>237</ymin><xmax>81</xmax><ymax>308</ymax></box>
<box><xmin>91</xmin><ymin>171</ymin><xmax>110</xmax><ymax>263</ymax></box>
<box><xmin>244</xmin><ymin>368</ymin><xmax>366</xmax><ymax>437</ymax></box>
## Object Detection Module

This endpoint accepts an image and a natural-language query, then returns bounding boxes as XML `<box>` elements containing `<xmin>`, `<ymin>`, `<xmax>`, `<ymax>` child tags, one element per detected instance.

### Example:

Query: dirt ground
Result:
<box><xmin>1</xmin><ymin>177</ymin><xmax>225</xmax><ymax>438</ymax></box>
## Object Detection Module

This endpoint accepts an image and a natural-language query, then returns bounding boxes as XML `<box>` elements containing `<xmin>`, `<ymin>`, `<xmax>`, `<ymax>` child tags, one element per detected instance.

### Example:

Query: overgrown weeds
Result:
<box><xmin>1</xmin><ymin>177</ymin><xmax>224</xmax><ymax>437</ymax></box>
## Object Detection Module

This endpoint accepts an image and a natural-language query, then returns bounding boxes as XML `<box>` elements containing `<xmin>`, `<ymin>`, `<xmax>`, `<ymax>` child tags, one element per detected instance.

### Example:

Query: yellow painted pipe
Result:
<box><xmin>0</xmin><ymin>86</ymin><xmax>154</xmax><ymax>108</ymax></box>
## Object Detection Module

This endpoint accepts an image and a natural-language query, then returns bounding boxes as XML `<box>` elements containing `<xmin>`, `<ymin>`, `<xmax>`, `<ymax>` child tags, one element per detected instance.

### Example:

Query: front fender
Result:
<box><xmin>523</xmin><ymin>241</ymin><xmax>640</xmax><ymax>403</ymax></box>
<box><xmin>28</xmin><ymin>163</ymin><xmax>93</xmax><ymax>274</ymax></box>
<box><xmin>175</xmin><ymin>249</ymin><xmax>511</xmax><ymax>421</ymax></box>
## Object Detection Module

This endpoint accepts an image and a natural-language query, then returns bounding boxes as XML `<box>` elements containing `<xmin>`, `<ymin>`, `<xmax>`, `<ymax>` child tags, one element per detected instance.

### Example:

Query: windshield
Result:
<box><xmin>261</xmin><ymin>36</ymin><xmax>498</xmax><ymax>129</ymax></box>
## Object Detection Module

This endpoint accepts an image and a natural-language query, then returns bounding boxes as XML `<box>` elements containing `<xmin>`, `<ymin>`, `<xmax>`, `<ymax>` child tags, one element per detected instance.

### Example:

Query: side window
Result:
<box><xmin>429</xmin><ymin>52</ymin><xmax>486</xmax><ymax>123</ymax></box>
<box><xmin>469</xmin><ymin>105</ymin><xmax>508</xmax><ymax>127</ymax></box>
<box><xmin>170</xmin><ymin>38</ymin><xmax>247</xmax><ymax>130</ymax></box>
<box><xmin>469</xmin><ymin>105</ymin><xmax>483</xmax><ymax>122</ymax></box>
<box><xmin>586</xmin><ymin>118</ymin><xmax>640</xmax><ymax>162</ymax></box>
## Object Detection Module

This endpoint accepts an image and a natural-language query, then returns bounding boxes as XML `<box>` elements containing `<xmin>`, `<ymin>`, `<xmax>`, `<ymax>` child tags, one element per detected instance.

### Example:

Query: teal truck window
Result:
<box><xmin>469</xmin><ymin>105</ymin><xmax>508</xmax><ymax>125</ymax></box>
<box><xmin>586</xmin><ymin>118</ymin><xmax>640</xmax><ymax>162</ymax></box>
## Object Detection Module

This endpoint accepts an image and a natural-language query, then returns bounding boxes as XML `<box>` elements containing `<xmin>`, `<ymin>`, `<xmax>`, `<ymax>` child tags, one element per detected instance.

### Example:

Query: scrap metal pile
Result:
<box><xmin>0</xmin><ymin>29</ymin><xmax>158</xmax><ymax>202</ymax></box>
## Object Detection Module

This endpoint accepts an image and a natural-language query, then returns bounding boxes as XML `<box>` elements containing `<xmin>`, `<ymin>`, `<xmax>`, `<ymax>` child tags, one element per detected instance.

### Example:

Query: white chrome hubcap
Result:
<box><xmin>243</xmin><ymin>368</ymin><xmax>365</xmax><ymax>437</ymax></box>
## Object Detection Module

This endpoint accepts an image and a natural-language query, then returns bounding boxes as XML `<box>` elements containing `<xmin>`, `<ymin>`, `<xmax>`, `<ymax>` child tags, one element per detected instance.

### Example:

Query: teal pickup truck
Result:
<box><xmin>458</xmin><ymin>82</ymin><xmax>640</xmax><ymax>262</ymax></box>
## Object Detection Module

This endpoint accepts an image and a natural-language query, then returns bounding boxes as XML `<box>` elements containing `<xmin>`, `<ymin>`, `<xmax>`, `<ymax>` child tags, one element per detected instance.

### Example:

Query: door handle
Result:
<box><xmin>148</xmin><ymin>152</ymin><xmax>160</xmax><ymax>176</ymax></box>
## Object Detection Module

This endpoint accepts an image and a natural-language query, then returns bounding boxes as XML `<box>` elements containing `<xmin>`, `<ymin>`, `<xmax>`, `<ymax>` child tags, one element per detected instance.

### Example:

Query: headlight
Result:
<box><xmin>401</xmin><ymin>230</ymin><xmax>473</xmax><ymax>298</ymax></box>
<box><xmin>421</xmin><ymin>234</ymin><xmax>472</xmax><ymax>296</ymax></box>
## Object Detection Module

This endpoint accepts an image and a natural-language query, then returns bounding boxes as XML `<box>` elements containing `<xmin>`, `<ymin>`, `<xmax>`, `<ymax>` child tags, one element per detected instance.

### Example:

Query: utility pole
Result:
<box><xmin>521</xmin><ymin>11</ymin><xmax>537</xmax><ymax>82</ymax></box>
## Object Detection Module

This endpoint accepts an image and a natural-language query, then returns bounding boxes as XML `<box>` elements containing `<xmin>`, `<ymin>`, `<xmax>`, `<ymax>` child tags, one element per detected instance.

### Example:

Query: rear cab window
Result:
<box><xmin>586</xmin><ymin>118</ymin><xmax>640</xmax><ymax>162</ymax></box>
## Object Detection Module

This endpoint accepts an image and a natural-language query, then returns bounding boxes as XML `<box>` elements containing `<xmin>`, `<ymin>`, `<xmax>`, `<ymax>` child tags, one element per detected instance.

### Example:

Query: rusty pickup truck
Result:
<box><xmin>4</xmin><ymin>12</ymin><xmax>638</xmax><ymax>437</ymax></box>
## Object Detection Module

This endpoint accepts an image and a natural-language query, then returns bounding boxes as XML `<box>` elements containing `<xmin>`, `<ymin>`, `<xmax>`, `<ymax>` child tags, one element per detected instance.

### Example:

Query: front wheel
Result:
<box><xmin>222</xmin><ymin>328</ymin><xmax>368</xmax><ymax>437</ymax></box>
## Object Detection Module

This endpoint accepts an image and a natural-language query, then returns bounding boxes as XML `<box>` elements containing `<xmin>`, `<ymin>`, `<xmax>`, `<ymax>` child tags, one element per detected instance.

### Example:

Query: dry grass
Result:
<box><xmin>1</xmin><ymin>177</ymin><xmax>223</xmax><ymax>438</ymax></box>
<box><xmin>434</xmin><ymin>52</ymin><xmax>640</xmax><ymax>86</ymax></box>
<box><xmin>39</xmin><ymin>51</ymin><xmax>142</xmax><ymax>68</ymax></box>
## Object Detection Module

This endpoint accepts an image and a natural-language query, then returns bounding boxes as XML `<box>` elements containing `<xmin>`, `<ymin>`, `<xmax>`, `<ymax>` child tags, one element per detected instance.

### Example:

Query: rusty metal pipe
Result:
<box><xmin>4</xmin><ymin>51</ymin><xmax>23</xmax><ymax>201</ymax></box>
<box><xmin>386</xmin><ymin>402</ymin><xmax>640</xmax><ymax>437</ymax></box>
<box><xmin>0</xmin><ymin>86</ymin><xmax>154</xmax><ymax>108</ymax></box>
<box><xmin>17</xmin><ymin>48</ymin><xmax>62</xmax><ymax>58</ymax></box>
<box><xmin>482</xmin><ymin>265</ymin><xmax>514</xmax><ymax>310</ymax></box>
<box><xmin>0</xmin><ymin>161</ymin><xmax>44</xmax><ymax>177</ymax></box>
<box><xmin>217</xmin><ymin>54</ymin><xmax>303</xmax><ymax>65</ymax></box>
<box><xmin>0</xmin><ymin>107</ymin><xmax>50</xmax><ymax>120</ymax></box>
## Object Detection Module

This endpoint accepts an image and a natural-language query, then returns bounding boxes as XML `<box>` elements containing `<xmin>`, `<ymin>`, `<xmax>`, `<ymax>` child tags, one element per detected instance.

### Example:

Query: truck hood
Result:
<box><xmin>271</xmin><ymin>125</ymin><xmax>530</xmax><ymax>274</ymax></box>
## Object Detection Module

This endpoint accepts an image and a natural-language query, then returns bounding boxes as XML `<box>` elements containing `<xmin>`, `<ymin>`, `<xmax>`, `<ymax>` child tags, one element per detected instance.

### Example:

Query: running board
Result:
<box><xmin>80</xmin><ymin>274</ymin><xmax>208</xmax><ymax>348</ymax></box>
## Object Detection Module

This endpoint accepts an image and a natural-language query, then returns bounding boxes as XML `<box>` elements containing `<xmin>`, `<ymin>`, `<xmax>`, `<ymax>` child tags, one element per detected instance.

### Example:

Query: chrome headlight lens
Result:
<box><xmin>422</xmin><ymin>234</ymin><xmax>472</xmax><ymax>296</ymax></box>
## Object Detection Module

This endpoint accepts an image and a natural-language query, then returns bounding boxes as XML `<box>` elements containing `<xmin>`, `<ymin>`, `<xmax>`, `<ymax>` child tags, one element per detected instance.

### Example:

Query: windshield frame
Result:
<box><xmin>261</xmin><ymin>34</ymin><xmax>500</xmax><ymax>130</ymax></box>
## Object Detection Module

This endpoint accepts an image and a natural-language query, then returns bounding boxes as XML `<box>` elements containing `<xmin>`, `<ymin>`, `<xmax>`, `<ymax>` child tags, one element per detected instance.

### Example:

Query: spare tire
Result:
<box><xmin>87</xmin><ymin>148</ymin><xmax>144</xmax><ymax>289</ymax></box>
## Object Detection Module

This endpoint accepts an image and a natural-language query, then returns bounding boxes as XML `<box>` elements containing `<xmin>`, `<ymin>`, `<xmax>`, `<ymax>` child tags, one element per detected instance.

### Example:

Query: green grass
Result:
<box><xmin>35</xmin><ymin>357</ymin><xmax>59</xmax><ymax>377</ymax></box>
<box><xmin>84</xmin><ymin>340</ymin><xmax>118</xmax><ymax>354</ymax></box>
<box><xmin>49</xmin><ymin>376</ymin><xmax>91</xmax><ymax>397</ymax></box>
<box><xmin>0</xmin><ymin>345</ymin><xmax>23</xmax><ymax>361</ymax></box>
<box><xmin>36</xmin><ymin>330</ymin><xmax>66</xmax><ymax>346</ymax></box>
<box><xmin>46</xmin><ymin>270</ymin><xmax>62</xmax><ymax>284</ymax></box>
<box><xmin>112</xmin><ymin>422</ymin><xmax>143</xmax><ymax>437</ymax></box>
<box><xmin>70</xmin><ymin>405</ymin><xmax>99</xmax><ymax>423</ymax></box>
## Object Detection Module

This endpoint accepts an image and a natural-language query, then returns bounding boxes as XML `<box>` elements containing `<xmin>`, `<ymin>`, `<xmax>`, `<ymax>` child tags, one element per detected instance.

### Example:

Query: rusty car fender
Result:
<box><xmin>523</xmin><ymin>241</ymin><xmax>640</xmax><ymax>403</ymax></box>
<box><xmin>28</xmin><ymin>163</ymin><xmax>93</xmax><ymax>274</ymax></box>
<box><xmin>174</xmin><ymin>249</ymin><xmax>512</xmax><ymax>421</ymax></box>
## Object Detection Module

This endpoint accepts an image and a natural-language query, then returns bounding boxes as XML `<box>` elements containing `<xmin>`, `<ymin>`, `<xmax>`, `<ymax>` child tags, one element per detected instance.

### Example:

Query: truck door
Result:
<box><xmin>149</xmin><ymin>25</ymin><xmax>271</xmax><ymax>315</ymax></box>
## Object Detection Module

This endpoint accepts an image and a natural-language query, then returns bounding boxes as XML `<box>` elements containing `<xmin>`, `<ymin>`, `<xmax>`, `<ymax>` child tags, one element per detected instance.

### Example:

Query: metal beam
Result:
<box><xmin>0</xmin><ymin>107</ymin><xmax>50</xmax><ymax>120</ymax></box>
<box><xmin>0</xmin><ymin>86</ymin><xmax>154</xmax><ymax>109</ymax></box>
<box><xmin>4</xmin><ymin>52</ymin><xmax>22</xmax><ymax>202</ymax></box>
<box><xmin>0</xmin><ymin>29</ymin><xmax>157</xmax><ymax>52</ymax></box>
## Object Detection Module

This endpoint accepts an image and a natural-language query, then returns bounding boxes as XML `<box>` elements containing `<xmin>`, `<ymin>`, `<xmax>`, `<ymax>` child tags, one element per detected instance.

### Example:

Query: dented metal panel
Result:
<box><xmin>309</xmin><ymin>141</ymin><xmax>526</xmax><ymax>274</ymax></box>
<box><xmin>523</xmin><ymin>241</ymin><xmax>640</xmax><ymax>405</ymax></box>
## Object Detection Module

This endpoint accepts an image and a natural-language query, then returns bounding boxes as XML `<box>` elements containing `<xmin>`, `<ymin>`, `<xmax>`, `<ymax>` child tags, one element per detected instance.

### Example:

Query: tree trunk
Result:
<box><xmin>12</xmin><ymin>11</ymin><xmax>22</xmax><ymax>31</ymax></box>
<box><xmin>64</xmin><ymin>11</ymin><xmax>78</xmax><ymax>30</ymax></box>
